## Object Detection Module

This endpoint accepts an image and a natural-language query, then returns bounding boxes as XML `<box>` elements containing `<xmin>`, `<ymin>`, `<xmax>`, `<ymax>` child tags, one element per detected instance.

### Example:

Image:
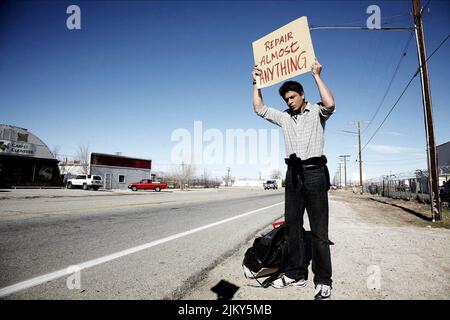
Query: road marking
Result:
<box><xmin>0</xmin><ymin>201</ymin><xmax>284</xmax><ymax>297</ymax></box>
<box><xmin>0</xmin><ymin>201</ymin><xmax>179</xmax><ymax>218</ymax></box>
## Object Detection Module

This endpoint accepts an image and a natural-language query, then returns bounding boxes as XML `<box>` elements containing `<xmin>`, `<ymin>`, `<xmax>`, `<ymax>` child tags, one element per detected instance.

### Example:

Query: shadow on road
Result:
<box><xmin>211</xmin><ymin>280</ymin><xmax>240</xmax><ymax>300</ymax></box>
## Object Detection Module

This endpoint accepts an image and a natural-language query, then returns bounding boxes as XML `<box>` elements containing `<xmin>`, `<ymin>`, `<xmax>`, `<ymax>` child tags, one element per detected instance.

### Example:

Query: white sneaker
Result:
<box><xmin>314</xmin><ymin>284</ymin><xmax>331</xmax><ymax>300</ymax></box>
<box><xmin>271</xmin><ymin>274</ymin><xmax>307</xmax><ymax>289</ymax></box>
<box><xmin>243</xmin><ymin>265</ymin><xmax>256</xmax><ymax>279</ymax></box>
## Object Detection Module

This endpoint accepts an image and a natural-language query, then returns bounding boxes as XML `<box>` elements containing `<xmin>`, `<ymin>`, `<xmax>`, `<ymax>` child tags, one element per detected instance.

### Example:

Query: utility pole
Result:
<box><xmin>181</xmin><ymin>162</ymin><xmax>186</xmax><ymax>190</ymax></box>
<box><xmin>339</xmin><ymin>155</ymin><xmax>350</xmax><ymax>187</ymax></box>
<box><xmin>412</xmin><ymin>0</ymin><xmax>441</xmax><ymax>221</ymax></box>
<box><xmin>337</xmin><ymin>163</ymin><xmax>342</xmax><ymax>188</ymax></box>
<box><xmin>340</xmin><ymin>162</ymin><xmax>345</xmax><ymax>188</ymax></box>
<box><xmin>352</xmin><ymin>121</ymin><xmax>364</xmax><ymax>194</ymax></box>
<box><xmin>335</xmin><ymin>172</ymin><xmax>338</xmax><ymax>187</ymax></box>
<box><xmin>343</xmin><ymin>123</ymin><xmax>365</xmax><ymax>193</ymax></box>
<box><xmin>226</xmin><ymin>167</ymin><xmax>231</xmax><ymax>187</ymax></box>
<box><xmin>310</xmin><ymin>5</ymin><xmax>440</xmax><ymax>215</ymax></box>
<box><xmin>357</xmin><ymin>121</ymin><xmax>363</xmax><ymax>194</ymax></box>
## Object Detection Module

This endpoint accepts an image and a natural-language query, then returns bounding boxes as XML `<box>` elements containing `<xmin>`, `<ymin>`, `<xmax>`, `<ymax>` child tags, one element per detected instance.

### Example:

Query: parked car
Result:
<box><xmin>128</xmin><ymin>179</ymin><xmax>168</xmax><ymax>192</ymax></box>
<box><xmin>67</xmin><ymin>174</ymin><xmax>103</xmax><ymax>191</ymax></box>
<box><xmin>263</xmin><ymin>180</ymin><xmax>278</xmax><ymax>190</ymax></box>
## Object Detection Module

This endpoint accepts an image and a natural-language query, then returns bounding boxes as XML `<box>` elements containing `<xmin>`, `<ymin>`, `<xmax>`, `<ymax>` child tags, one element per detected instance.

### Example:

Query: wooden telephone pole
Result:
<box><xmin>226</xmin><ymin>167</ymin><xmax>231</xmax><ymax>186</ymax></box>
<box><xmin>351</xmin><ymin>121</ymin><xmax>365</xmax><ymax>194</ymax></box>
<box><xmin>339</xmin><ymin>155</ymin><xmax>350</xmax><ymax>187</ymax></box>
<box><xmin>337</xmin><ymin>163</ymin><xmax>342</xmax><ymax>188</ymax></box>
<box><xmin>412</xmin><ymin>0</ymin><xmax>441</xmax><ymax>221</ymax></box>
<box><xmin>310</xmin><ymin>1</ymin><xmax>441</xmax><ymax>220</ymax></box>
<box><xmin>358</xmin><ymin>122</ymin><xmax>363</xmax><ymax>194</ymax></box>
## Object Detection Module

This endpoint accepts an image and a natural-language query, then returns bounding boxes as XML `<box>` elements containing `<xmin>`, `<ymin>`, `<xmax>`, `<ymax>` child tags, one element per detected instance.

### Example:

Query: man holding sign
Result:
<box><xmin>252</xmin><ymin>58</ymin><xmax>335</xmax><ymax>300</ymax></box>
<box><xmin>252</xmin><ymin>17</ymin><xmax>335</xmax><ymax>300</ymax></box>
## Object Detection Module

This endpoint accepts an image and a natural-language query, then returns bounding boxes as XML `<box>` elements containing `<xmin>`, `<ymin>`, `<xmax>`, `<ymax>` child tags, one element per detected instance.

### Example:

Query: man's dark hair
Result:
<box><xmin>278</xmin><ymin>81</ymin><xmax>304</xmax><ymax>98</ymax></box>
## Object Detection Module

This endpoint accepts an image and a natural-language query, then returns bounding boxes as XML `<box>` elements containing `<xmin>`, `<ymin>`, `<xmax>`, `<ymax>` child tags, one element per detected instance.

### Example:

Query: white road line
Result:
<box><xmin>0</xmin><ymin>201</ymin><xmax>284</xmax><ymax>297</ymax></box>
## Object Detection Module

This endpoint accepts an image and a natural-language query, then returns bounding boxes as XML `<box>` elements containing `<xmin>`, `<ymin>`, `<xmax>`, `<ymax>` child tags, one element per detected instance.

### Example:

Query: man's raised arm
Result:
<box><xmin>252</xmin><ymin>65</ymin><xmax>265</xmax><ymax>114</ymax></box>
<box><xmin>311</xmin><ymin>58</ymin><xmax>335</xmax><ymax>109</ymax></box>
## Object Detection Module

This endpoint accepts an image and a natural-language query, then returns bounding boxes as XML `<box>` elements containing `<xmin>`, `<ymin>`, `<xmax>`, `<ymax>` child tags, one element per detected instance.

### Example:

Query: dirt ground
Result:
<box><xmin>353</xmin><ymin>191</ymin><xmax>450</xmax><ymax>229</ymax></box>
<box><xmin>184</xmin><ymin>190</ymin><xmax>450</xmax><ymax>300</ymax></box>
<box><xmin>330</xmin><ymin>191</ymin><xmax>444</xmax><ymax>228</ymax></box>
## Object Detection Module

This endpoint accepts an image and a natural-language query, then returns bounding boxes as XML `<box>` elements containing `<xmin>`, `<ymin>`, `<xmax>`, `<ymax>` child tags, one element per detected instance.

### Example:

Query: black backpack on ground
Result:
<box><xmin>242</xmin><ymin>224</ymin><xmax>288</xmax><ymax>288</ymax></box>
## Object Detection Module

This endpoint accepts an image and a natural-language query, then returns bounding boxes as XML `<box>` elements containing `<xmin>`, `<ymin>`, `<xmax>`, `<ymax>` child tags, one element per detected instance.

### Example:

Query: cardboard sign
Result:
<box><xmin>252</xmin><ymin>16</ymin><xmax>315</xmax><ymax>88</ymax></box>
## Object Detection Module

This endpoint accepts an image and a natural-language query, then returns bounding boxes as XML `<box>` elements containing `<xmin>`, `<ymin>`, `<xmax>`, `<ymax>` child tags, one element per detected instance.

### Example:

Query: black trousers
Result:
<box><xmin>284</xmin><ymin>160</ymin><xmax>333</xmax><ymax>287</ymax></box>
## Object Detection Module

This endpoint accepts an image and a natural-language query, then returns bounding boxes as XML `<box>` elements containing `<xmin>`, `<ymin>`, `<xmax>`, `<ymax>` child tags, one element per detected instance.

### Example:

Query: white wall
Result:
<box><xmin>90</xmin><ymin>165</ymin><xmax>151</xmax><ymax>190</ymax></box>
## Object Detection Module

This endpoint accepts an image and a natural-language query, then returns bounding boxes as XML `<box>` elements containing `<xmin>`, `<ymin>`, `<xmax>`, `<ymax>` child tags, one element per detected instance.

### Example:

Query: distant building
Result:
<box><xmin>232</xmin><ymin>179</ymin><xmax>259</xmax><ymax>187</ymax></box>
<box><xmin>437</xmin><ymin>141</ymin><xmax>450</xmax><ymax>184</ymax></box>
<box><xmin>0</xmin><ymin>124</ymin><xmax>62</xmax><ymax>188</ymax></box>
<box><xmin>232</xmin><ymin>178</ymin><xmax>282</xmax><ymax>188</ymax></box>
<box><xmin>89</xmin><ymin>153</ymin><xmax>152</xmax><ymax>190</ymax></box>
<box><xmin>437</xmin><ymin>141</ymin><xmax>450</xmax><ymax>167</ymax></box>
<box><xmin>59</xmin><ymin>160</ymin><xmax>86</xmax><ymax>184</ymax></box>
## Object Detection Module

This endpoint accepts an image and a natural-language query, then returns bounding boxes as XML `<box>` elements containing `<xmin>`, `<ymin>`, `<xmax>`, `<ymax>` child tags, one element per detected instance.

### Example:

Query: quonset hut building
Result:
<box><xmin>0</xmin><ymin>124</ymin><xmax>62</xmax><ymax>188</ymax></box>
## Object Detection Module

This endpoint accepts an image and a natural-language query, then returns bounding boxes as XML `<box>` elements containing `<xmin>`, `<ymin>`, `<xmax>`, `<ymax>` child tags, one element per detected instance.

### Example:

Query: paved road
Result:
<box><xmin>0</xmin><ymin>189</ymin><xmax>285</xmax><ymax>299</ymax></box>
<box><xmin>186</xmin><ymin>191</ymin><xmax>450</xmax><ymax>300</ymax></box>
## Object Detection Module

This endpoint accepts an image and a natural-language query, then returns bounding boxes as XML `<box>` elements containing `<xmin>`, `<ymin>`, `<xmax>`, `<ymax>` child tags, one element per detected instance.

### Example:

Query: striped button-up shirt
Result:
<box><xmin>256</xmin><ymin>102</ymin><xmax>335</xmax><ymax>159</ymax></box>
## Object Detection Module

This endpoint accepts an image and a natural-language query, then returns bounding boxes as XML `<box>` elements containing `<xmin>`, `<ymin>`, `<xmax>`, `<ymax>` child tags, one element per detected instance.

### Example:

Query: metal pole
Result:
<box><xmin>339</xmin><ymin>155</ymin><xmax>350</xmax><ymax>187</ymax></box>
<box><xmin>357</xmin><ymin>122</ymin><xmax>363</xmax><ymax>194</ymax></box>
<box><xmin>412</xmin><ymin>0</ymin><xmax>441</xmax><ymax>221</ymax></box>
<box><xmin>344</xmin><ymin>159</ymin><xmax>347</xmax><ymax>187</ymax></box>
<box><xmin>338</xmin><ymin>163</ymin><xmax>342</xmax><ymax>188</ymax></box>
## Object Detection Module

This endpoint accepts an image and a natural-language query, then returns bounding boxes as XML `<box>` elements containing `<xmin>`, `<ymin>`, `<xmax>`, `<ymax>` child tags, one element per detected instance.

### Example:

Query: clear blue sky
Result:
<box><xmin>1</xmin><ymin>0</ymin><xmax>449</xmax><ymax>181</ymax></box>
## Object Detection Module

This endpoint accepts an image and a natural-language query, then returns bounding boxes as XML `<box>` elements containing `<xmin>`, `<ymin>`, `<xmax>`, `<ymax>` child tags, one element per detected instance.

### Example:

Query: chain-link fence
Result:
<box><xmin>364</xmin><ymin>167</ymin><xmax>450</xmax><ymax>208</ymax></box>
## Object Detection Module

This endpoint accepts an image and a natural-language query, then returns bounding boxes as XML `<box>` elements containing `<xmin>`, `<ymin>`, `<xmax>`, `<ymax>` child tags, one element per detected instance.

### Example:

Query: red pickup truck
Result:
<box><xmin>128</xmin><ymin>179</ymin><xmax>168</xmax><ymax>192</ymax></box>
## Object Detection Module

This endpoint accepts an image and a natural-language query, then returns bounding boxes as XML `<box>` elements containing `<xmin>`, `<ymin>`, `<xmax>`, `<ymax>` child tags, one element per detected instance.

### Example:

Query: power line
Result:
<box><xmin>422</xmin><ymin>0</ymin><xmax>432</xmax><ymax>13</ymax></box>
<box><xmin>310</xmin><ymin>13</ymin><xmax>412</xmax><ymax>29</ymax></box>
<box><xmin>310</xmin><ymin>26</ymin><xmax>414</xmax><ymax>31</ymax></box>
<box><xmin>362</xmin><ymin>74</ymin><xmax>418</xmax><ymax>151</ymax></box>
<box><xmin>364</xmin><ymin>157</ymin><xmax>426</xmax><ymax>163</ymax></box>
<box><xmin>328</xmin><ymin>129</ymin><xmax>359</xmax><ymax>136</ymax></box>
<box><xmin>363</xmin><ymin>31</ymin><xmax>415</xmax><ymax>134</ymax></box>
<box><xmin>361</xmin><ymin>34</ymin><xmax>449</xmax><ymax>152</ymax></box>
<box><xmin>424</xmin><ymin>34</ymin><xmax>449</xmax><ymax>63</ymax></box>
